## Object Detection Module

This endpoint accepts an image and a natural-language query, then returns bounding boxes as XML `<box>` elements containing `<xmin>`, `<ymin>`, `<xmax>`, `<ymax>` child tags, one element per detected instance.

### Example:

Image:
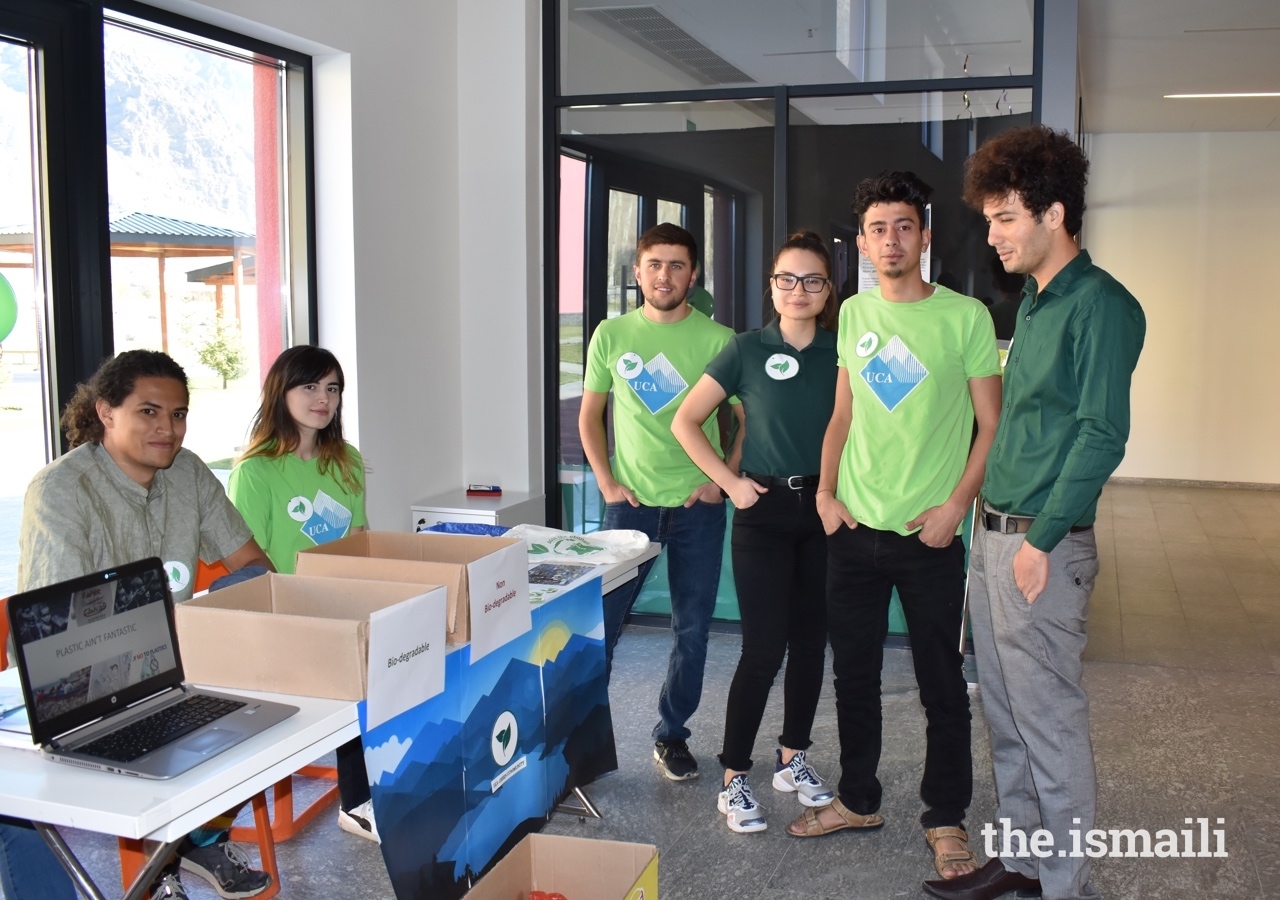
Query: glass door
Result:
<box><xmin>0</xmin><ymin>36</ymin><xmax>53</xmax><ymax>594</ymax></box>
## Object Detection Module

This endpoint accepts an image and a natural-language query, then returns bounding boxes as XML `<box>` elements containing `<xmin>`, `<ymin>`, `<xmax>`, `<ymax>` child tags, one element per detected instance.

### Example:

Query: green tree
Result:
<box><xmin>197</xmin><ymin>316</ymin><xmax>248</xmax><ymax>388</ymax></box>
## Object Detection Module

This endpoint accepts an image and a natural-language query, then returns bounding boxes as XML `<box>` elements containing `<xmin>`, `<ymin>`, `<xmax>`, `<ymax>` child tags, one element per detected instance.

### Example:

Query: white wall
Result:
<box><xmin>146</xmin><ymin>0</ymin><xmax>545</xmax><ymax>525</ymax></box>
<box><xmin>1087</xmin><ymin>131</ymin><xmax>1280</xmax><ymax>484</ymax></box>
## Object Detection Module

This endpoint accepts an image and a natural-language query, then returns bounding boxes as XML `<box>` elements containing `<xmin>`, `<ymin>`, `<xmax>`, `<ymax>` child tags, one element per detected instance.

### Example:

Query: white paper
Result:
<box><xmin>467</xmin><ymin>540</ymin><xmax>532</xmax><ymax>661</ymax></box>
<box><xmin>365</xmin><ymin>587</ymin><xmax>447</xmax><ymax>731</ymax></box>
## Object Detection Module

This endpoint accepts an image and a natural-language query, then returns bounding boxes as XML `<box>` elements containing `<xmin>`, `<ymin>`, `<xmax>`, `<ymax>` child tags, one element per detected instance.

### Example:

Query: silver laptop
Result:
<box><xmin>6</xmin><ymin>557</ymin><xmax>297</xmax><ymax>779</ymax></box>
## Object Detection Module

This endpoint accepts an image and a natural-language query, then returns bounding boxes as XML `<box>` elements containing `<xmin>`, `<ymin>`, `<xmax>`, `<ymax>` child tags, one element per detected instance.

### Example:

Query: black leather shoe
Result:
<box><xmin>922</xmin><ymin>857</ymin><xmax>1041</xmax><ymax>900</ymax></box>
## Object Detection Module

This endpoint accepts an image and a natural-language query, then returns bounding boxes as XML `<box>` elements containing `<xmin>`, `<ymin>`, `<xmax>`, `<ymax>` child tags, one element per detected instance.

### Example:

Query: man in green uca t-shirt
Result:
<box><xmin>924</xmin><ymin>128</ymin><xmax>1146</xmax><ymax>900</ymax></box>
<box><xmin>579</xmin><ymin>222</ymin><xmax>738</xmax><ymax>782</ymax></box>
<box><xmin>798</xmin><ymin>173</ymin><xmax>1001</xmax><ymax>883</ymax></box>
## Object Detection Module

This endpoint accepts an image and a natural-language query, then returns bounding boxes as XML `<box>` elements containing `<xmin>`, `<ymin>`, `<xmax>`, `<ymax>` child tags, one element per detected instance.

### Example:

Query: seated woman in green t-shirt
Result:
<box><xmin>228</xmin><ymin>346</ymin><xmax>377</xmax><ymax>842</ymax></box>
<box><xmin>673</xmin><ymin>231</ymin><xmax>840</xmax><ymax>834</ymax></box>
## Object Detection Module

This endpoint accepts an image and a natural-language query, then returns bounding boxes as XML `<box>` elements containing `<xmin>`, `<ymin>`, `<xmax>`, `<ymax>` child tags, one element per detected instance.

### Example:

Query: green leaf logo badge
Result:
<box><xmin>491</xmin><ymin>711</ymin><xmax>518</xmax><ymax>766</ymax></box>
<box><xmin>770</xmin><ymin>360</ymin><xmax>790</xmax><ymax>374</ymax></box>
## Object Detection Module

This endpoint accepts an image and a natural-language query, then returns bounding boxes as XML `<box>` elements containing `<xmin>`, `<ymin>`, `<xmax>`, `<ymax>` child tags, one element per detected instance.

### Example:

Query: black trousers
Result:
<box><xmin>717</xmin><ymin>485</ymin><xmax>828</xmax><ymax>772</ymax></box>
<box><xmin>336</xmin><ymin>738</ymin><xmax>371</xmax><ymax>811</ymax></box>
<box><xmin>826</xmin><ymin>523</ymin><xmax>972</xmax><ymax>828</ymax></box>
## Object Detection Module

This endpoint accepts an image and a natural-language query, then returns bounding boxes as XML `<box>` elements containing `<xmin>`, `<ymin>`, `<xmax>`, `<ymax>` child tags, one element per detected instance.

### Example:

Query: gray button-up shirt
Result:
<box><xmin>18</xmin><ymin>443</ymin><xmax>253</xmax><ymax>602</ymax></box>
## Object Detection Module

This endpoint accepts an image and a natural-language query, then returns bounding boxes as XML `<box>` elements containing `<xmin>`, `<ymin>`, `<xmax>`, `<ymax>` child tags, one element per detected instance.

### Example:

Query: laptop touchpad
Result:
<box><xmin>177</xmin><ymin>729</ymin><xmax>240</xmax><ymax>755</ymax></box>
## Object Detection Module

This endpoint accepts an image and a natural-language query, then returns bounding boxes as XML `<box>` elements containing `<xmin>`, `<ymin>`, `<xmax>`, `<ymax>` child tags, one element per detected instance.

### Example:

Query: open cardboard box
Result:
<box><xmin>466</xmin><ymin>833</ymin><xmax>658</xmax><ymax>900</ymax></box>
<box><xmin>175</xmin><ymin>573</ymin><xmax>443</xmax><ymax>701</ymax></box>
<box><xmin>294</xmin><ymin>531</ymin><xmax>524</xmax><ymax>644</ymax></box>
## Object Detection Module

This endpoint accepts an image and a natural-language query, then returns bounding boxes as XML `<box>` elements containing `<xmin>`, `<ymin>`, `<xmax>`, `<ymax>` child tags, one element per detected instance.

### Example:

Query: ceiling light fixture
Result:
<box><xmin>1164</xmin><ymin>92</ymin><xmax>1280</xmax><ymax>99</ymax></box>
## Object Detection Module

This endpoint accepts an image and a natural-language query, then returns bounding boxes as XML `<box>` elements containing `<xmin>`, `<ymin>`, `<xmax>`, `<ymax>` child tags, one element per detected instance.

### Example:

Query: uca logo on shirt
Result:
<box><xmin>287</xmin><ymin>490</ymin><xmax>353</xmax><ymax>545</ymax></box>
<box><xmin>618</xmin><ymin>351</ymin><xmax>688</xmax><ymax>414</ymax></box>
<box><xmin>860</xmin><ymin>334</ymin><xmax>928</xmax><ymax>412</ymax></box>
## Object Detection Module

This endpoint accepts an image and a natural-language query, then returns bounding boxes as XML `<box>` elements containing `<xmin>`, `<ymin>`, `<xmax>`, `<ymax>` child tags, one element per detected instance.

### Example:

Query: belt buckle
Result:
<box><xmin>786</xmin><ymin>475</ymin><xmax>805</xmax><ymax>490</ymax></box>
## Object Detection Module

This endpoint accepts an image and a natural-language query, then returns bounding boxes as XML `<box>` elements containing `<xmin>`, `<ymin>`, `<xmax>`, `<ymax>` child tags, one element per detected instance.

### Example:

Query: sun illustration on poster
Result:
<box><xmin>529</xmin><ymin>621</ymin><xmax>572</xmax><ymax>666</ymax></box>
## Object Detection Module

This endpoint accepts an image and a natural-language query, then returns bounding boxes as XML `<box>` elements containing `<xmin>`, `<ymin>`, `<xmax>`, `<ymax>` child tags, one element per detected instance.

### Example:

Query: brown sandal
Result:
<box><xmin>924</xmin><ymin>826</ymin><xmax>977</xmax><ymax>878</ymax></box>
<box><xmin>785</xmin><ymin>797</ymin><xmax>885</xmax><ymax>837</ymax></box>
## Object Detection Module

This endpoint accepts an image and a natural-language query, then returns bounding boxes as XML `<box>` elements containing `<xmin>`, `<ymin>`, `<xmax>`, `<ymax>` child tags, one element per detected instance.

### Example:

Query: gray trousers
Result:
<box><xmin>969</xmin><ymin>524</ymin><xmax>1101</xmax><ymax>900</ymax></box>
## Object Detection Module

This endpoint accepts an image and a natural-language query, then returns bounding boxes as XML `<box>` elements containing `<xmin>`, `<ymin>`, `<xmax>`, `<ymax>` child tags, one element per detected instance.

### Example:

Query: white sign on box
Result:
<box><xmin>365</xmin><ymin>587</ymin><xmax>448</xmax><ymax>730</ymax></box>
<box><xmin>467</xmin><ymin>540</ymin><xmax>532</xmax><ymax>661</ymax></box>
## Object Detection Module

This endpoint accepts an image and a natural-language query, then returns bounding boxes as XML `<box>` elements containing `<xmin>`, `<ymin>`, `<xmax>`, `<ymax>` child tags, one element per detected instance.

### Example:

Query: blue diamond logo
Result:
<box><xmin>627</xmin><ymin>352</ymin><xmax>688</xmax><ymax>414</ymax></box>
<box><xmin>860</xmin><ymin>335</ymin><xmax>928</xmax><ymax>412</ymax></box>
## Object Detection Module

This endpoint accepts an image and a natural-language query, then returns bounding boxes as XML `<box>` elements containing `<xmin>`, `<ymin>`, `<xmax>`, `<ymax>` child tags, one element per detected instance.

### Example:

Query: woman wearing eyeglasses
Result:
<box><xmin>672</xmin><ymin>231</ymin><xmax>839</xmax><ymax>834</ymax></box>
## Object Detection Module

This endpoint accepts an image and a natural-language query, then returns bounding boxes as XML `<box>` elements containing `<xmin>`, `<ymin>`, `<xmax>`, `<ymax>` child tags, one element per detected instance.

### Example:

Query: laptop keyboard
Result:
<box><xmin>77</xmin><ymin>694</ymin><xmax>246</xmax><ymax>763</ymax></box>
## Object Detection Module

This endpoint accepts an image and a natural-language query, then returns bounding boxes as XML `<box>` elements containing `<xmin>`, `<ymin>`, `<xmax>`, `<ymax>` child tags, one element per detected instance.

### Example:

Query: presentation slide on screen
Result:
<box><xmin>16</xmin><ymin>573</ymin><xmax>177</xmax><ymax>722</ymax></box>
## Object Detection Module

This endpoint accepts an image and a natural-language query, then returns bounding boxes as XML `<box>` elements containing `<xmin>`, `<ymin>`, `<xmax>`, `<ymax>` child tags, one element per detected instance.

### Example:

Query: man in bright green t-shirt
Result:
<box><xmin>579</xmin><ymin>222</ymin><xmax>738</xmax><ymax>782</ymax></box>
<box><xmin>805</xmin><ymin>173</ymin><xmax>1001</xmax><ymax>879</ymax></box>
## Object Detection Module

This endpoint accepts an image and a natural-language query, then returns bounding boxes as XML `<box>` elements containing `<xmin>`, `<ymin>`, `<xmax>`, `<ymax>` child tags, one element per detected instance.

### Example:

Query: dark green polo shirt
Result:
<box><xmin>983</xmin><ymin>250</ymin><xmax>1145</xmax><ymax>552</ymax></box>
<box><xmin>703</xmin><ymin>318</ymin><xmax>838</xmax><ymax>477</ymax></box>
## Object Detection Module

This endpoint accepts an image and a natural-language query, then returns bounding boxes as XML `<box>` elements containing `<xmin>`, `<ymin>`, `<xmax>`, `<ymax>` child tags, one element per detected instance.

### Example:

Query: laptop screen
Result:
<box><xmin>8</xmin><ymin>558</ymin><xmax>186</xmax><ymax>746</ymax></box>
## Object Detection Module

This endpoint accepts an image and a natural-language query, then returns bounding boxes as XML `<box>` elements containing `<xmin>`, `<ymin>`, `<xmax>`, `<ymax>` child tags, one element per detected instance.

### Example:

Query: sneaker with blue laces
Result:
<box><xmin>718</xmin><ymin>773</ymin><xmax>767</xmax><ymax>833</ymax></box>
<box><xmin>772</xmin><ymin>749</ymin><xmax>835</xmax><ymax>808</ymax></box>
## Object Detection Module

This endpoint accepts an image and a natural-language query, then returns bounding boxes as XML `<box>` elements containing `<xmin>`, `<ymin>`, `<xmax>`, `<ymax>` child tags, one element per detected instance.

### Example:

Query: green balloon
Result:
<box><xmin>0</xmin><ymin>271</ymin><xmax>17</xmax><ymax>344</ymax></box>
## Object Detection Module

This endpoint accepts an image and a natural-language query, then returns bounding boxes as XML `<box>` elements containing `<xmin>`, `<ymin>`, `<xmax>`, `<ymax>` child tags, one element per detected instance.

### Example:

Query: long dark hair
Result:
<box><xmin>768</xmin><ymin>231</ymin><xmax>838</xmax><ymax>331</ymax></box>
<box><xmin>238</xmin><ymin>345</ymin><xmax>361</xmax><ymax>492</ymax></box>
<box><xmin>61</xmin><ymin>350</ymin><xmax>188</xmax><ymax>448</ymax></box>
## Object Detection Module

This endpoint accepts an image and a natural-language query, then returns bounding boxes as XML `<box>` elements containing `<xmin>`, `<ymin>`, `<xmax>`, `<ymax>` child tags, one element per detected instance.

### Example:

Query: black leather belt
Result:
<box><xmin>982</xmin><ymin>509</ymin><xmax>1093</xmax><ymax>535</ymax></box>
<box><xmin>742</xmin><ymin>472</ymin><xmax>819</xmax><ymax>490</ymax></box>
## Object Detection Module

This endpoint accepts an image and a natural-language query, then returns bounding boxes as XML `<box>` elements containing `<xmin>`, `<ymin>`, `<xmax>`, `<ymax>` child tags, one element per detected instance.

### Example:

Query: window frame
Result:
<box><xmin>0</xmin><ymin>0</ymin><xmax>317</xmax><ymax>452</ymax></box>
<box><xmin>541</xmin><ymin>0</ymin><xmax>1045</xmax><ymax>527</ymax></box>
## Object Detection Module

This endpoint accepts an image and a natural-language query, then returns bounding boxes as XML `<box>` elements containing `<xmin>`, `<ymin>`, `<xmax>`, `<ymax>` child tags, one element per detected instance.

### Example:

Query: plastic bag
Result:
<box><xmin>503</xmin><ymin>524</ymin><xmax>650</xmax><ymax>565</ymax></box>
<box><xmin>419</xmin><ymin>522</ymin><xmax>511</xmax><ymax>537</ymax></box>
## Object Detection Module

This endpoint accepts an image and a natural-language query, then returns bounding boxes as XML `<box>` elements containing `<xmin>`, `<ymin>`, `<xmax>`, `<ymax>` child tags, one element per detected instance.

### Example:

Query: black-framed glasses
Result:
<box><xmin>772</xmin><ymin>273</ymin><xmax>830</xmax><ymax>293</ymax></box>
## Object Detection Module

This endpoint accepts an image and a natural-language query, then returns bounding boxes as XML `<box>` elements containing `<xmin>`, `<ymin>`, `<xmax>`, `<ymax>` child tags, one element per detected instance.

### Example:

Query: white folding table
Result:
<box><xmin>0</xmin><ymin>668</ymin><xmax>359</xmax><ymax>900</ymax></box>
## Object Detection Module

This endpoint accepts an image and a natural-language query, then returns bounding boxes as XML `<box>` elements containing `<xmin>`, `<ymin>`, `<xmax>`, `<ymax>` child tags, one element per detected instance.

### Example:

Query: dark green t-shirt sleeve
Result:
<box><xmin>702</xmin><ymin>335</ymin><xmax>743</xmax><ymax>396</ymax></box>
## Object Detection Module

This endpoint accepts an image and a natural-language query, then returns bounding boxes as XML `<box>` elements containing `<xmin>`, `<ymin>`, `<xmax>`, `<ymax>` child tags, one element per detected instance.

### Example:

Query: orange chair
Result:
<box><xmin>193</xmin><ymin>560</ymin><xmax>342</xmax><ymax>847</ymax></box>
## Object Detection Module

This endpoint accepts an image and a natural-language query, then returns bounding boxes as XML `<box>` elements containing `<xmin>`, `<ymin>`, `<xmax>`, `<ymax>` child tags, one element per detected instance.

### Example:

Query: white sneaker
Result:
<box><xmin>338</xmin><ymin>799</ymin><xmax>381</xmax><ymax>843</ymax></box>
<box><xmin>772</xmin><ymin>749</ymin><xmax>835</xmax><ymax>808</ymax></box>
<box><xmin>717</xmin><ymin>773</ymin><xmax>767</xmax><ymax>833</ymax></box>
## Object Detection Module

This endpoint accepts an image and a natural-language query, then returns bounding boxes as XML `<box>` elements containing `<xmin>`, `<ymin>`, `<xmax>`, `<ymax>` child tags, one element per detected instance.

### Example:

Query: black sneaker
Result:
<box><xmin>178</xmin><ymin>839</ymin><xmax>272</xmax><ymax>899</ymax></box>
<box><xmin>149</xmin><ymin>874</ymin><xmax>189</xmax><ymax>900</ymax></box>
<box><xmin>653</xmin><ymin>740</ymin><xmax>699</xmax><ymax>780</ymax></box>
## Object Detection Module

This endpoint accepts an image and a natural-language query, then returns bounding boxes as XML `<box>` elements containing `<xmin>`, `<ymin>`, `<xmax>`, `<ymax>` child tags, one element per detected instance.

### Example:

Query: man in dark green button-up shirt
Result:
<box><xmin>925</xmin><ymin>127</ymin><xmax>1144</xmax><ymax>900</ymax></box>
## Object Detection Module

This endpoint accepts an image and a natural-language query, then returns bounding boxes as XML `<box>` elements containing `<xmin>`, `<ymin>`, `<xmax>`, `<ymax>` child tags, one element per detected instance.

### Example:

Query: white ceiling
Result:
<box><xmin>1079</xmin><ymin>0</ymin><xmax>1280</xmax><ymax>132</ymax></box>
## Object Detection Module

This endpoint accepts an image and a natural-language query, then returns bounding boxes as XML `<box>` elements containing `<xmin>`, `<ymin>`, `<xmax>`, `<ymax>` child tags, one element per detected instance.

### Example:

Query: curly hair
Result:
<box><xmin>963</xmin><ymin>124</ymin><xmax>1089</xmax><ymax>236</ymax></box>
<box><xmin>852</xmin><ymin>171</ymin><xmax>933</xmax><ymax>232</ymax></box>
<box><xmin>769</xmin><ymin>231</ymin><xmax>839</xmax><ymax>331</ymax></box>
<box><xmin>238</xmin><ymin>345</ymin><xmax>362</xmax><ymax>494</ymax></box>
<box><xmin>61</xmin><ymin>350</ymin><xmax>188</xmax><ymax>448</ymax></box>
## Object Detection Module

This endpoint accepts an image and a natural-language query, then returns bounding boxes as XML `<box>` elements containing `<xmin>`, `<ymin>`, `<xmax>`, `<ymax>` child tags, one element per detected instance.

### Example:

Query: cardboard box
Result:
<box><xmin>295</xmin><ymin>531</ymin><xmax>525</xmax><ymax>644</ymax></box>
<box><xmin>465</xmin><ymin>833</ymin><xmax>658</xmax><ymax>900</ymax></box>
<box><xmin>175</xmin><ymin>574</ymin><xmax>443</xmax><ymax>701</ymax></box>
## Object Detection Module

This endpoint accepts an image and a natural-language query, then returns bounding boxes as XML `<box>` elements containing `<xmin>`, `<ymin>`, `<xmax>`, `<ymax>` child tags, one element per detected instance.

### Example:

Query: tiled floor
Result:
<box><xmin>1087</xmin><ymin>482</ymin><xmax>1280</xmax><ymax>673</ymax></box>
<box><xmin>29</xmin><ymin>484</ymin><xmax>1280</xmax><ymax>899</ymax></box>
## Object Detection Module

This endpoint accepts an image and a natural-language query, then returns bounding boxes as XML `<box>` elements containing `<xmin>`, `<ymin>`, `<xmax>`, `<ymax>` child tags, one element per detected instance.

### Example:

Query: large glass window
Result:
<box><xmin>0</xmin><ymin>0</ymin><xmax>313</xmax><ymax>592</ymax></box>
<box><xmin>0</xmin><ymin>36</ymin><xmax>52</xmax><ymax>595</ymax></box>
<box><xmin>104</xmin><ymin>13</ymin><xmax>307</xmax><ymax>472</ymax></box>
<box><xmin>559</xmin><ymin>0</ymin><xmax>1034</xmax><ymax>96</ymax></box>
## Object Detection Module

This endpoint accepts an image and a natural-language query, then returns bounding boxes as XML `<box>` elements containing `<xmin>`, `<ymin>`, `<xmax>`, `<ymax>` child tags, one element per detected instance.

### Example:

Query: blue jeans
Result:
<box><xmin>602</xmin><ymin>499</ymin><xmax>726</xmax><ymax>743</ymax></box>
<box><xmin>0</xmin><ymin>817</ymin><xmax>76</xmax><ymax>900</ymax></box>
